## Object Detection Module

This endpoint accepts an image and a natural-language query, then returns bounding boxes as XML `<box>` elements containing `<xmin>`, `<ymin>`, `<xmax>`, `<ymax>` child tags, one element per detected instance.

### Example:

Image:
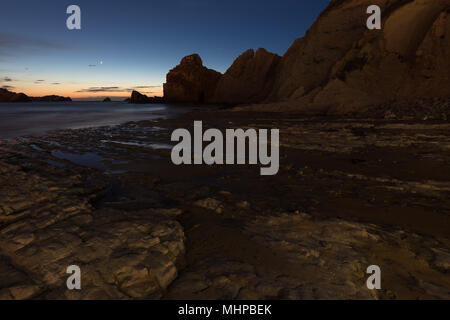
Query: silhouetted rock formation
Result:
<box><xmin>103</xmin><ymin>97</ymin><xmax>112</xmax><ymax>102</ymax></box>
<box><xmin>164</xmin><ymin>0</ymin><xmax>450</xmax><ymax>116</ymax></box>
<box><xmin>163</xmin><ymin>54</ymin><xmax>222</xmax><ymax>103</ymax></box>
<box><xmin>129</xmin><ymin>90</ymin><xmax>164</xmax><ymax>104</ymax></box>
<box><xmin>31</xmin><ymin>95</ymin><xmax>72</xmax><ymax>102</ymax></box>
<box><xmin>258</xmin><ymin>0</ymin><xmax>449</xmax><ymax>115</ymax></box>
<box><xmin>212</xmin><ymin>48</ymin><xmax>280</xmax><ymax>105</ymax></box>
<box><xmin>0</xmin><ymin>89</ymin><xmax>72</xmax><ymax>102</ymax></box>
<box><xmin>0</xmin><ymin>88</ymin><xmax>31</xmax><ymax>102</ymax></box>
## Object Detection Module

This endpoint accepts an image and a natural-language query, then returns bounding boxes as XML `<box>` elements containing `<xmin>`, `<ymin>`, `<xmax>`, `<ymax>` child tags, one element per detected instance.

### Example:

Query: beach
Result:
<box><xmin>0</xmin><ymin>109</ymin><xmax>449</xmax><ymax>299</ymax></box>
<box><xmin>0</xmin><ymin>102</ymin><xmax>200</xmax><ymax>138</ymax></box>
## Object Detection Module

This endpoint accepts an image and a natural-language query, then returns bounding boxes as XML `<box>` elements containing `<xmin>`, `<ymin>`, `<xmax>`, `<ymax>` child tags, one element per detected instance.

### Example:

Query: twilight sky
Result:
<box><xmin>0</xmin><ymin>0</ymin><xmax>330</xmax><ymax>100</ymax></box>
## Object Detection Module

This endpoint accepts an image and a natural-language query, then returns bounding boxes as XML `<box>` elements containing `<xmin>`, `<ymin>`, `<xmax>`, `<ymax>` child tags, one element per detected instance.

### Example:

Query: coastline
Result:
<box><xmin>0</xmin><ymin>102</ymin><xmax>208</xmax><ymax>139</ymax></box>
<box><xmin>0</xmin><ymin>109</ymin><xmax>449</xmax><ymax>299</ymax></box>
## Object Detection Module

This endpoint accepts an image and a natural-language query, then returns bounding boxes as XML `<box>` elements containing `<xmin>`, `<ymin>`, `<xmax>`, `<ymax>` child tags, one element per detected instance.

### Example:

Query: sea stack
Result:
<box><xmin>163</xmin><ymin>54</ymin><xmax>222</xmax><ymax>104</ymax></box>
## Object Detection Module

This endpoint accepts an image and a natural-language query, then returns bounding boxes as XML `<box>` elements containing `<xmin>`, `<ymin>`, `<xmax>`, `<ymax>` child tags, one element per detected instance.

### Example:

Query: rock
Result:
<box><xmin>236</xmin><ymin>201</ymin><xmax>250</xmax><ymax>209</ymax></box>
<box><xmin>268</xmin><ymin>0</ymin><xmax>372</xmax><ymax>103</ymax></box>
<box><xmin>31</xmin><ymin>95</ymin><xmax>72</xmax><ymax>102</ymax></box>
<box><xmin>163</xmin><ymin>54</ymin><xmax>222</xmax><ymax>103</ymax></box>
<box><xmin>259</xmin><ymin>0</ymin><xmax>450</xmax><ymax>114</ymax></box>
<box><xmin>163</xmin><ymin>0</ymin><xmax>450</xmax><ymax>116</ymax></box>
<box><xmin>212</xmin><ymin>48</ymin><xmax>281</xmax><ymax>105</ymax></box>
<box><xmin>193</xmin><ymin>198</ymin><xmax>223</xmax><ymax>213</ymax></box>
<box><xmin>102</xmin><ymin>97</ymin><xmax>112</xmax><ymax>102</ymax></box>
<box><xmin>9</xmin><ymin>285</ymin><xmax>41</xmax><ymax>300</ymax></box>
<box><xmin>129</xmin><ymin>90</ymin><xmax>164</xmax><ymax>104</ymax></box>
<box><xmin>0</xmin><ymin>88</ymin><xmax>72</xmax><ymax>102</ymax></box>
<box><xmin>0</xmin><ymin>88</ymin><xmax>31</xmax><ymax>102</ymax></box>
<box><xmin>0</xmin><ymin>156</ymin><xmax>185</xmax><ymax>299</ymax></box>
<box><xmin>168</xmin><ymin>212</ymin><xmax>450</xmax><ymax>299</ymax></box>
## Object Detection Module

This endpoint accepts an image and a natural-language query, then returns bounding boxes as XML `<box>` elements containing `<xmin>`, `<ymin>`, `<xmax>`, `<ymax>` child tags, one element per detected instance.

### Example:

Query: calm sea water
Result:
<box><xmin>0</xmin><ymin>101</ymin><xmax>196</xmax><ymax>138</ymax></box>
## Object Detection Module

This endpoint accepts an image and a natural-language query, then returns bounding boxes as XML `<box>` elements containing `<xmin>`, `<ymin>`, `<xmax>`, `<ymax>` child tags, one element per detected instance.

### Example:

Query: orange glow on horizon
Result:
<box><xmin>8</xmin><ymin>85</ymin><xmax>163</xmax><ymax>100</ymax></box>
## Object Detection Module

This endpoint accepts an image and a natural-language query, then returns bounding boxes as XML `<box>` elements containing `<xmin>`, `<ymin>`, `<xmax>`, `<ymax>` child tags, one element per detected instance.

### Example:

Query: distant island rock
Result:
<box><xmin>129</xmin><ymin>90</ymin><xmax>164</xmax><ymax>104</ymax></box>
<box><xmin>31</xmin><ymin>95</ymin><xmax>72</xmax><ymax>102</ymax></box>
<box><xmin>163</xmin><ymin>54</ymin><xmax>221</xmax><ymax>104</ymax></box>
<box><xmin>103</xmin><ymin>97</ymin><xmax>112</xmax><ymax>102</ymax></box>
<box><xmin>163</xmin><ymin>0</ymin><xmax>450</xmax><ymax>117</ymax></box>
<box><xmin>0</xmin><ymin>88</ymin><xmax>72</xmax><ymax>102</ymax></box>
<box><xmin>0</xmin><ymin>88</ymin><xmax>32</xmax><ymax>102</ymax></box>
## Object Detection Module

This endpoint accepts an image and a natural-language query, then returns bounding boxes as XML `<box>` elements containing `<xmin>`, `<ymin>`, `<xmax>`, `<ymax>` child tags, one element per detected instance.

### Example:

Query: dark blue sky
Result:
<box><xmin>0</xmin><ymin>0</ymin><xmax>330</xmax><ymax>99</ymax></box>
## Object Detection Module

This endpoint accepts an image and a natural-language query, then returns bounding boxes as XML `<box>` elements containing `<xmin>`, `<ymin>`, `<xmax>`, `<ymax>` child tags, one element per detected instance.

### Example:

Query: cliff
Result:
<box><xmin>163</xmin><ymin>0</ymin><xmax>450</xmax><ymax>117</ymax></box>
<box><xmin>265</xmin><ymin>0</ymin><xmax>450</xmax><ymax>115</ymax></box>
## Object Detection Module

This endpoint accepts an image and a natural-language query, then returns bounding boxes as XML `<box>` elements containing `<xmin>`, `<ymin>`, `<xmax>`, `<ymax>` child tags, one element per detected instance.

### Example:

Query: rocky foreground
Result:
<box><xmin>0</xmin><ymin>111</ymin><xmax>449</xmax><ymax>299</ymax></box>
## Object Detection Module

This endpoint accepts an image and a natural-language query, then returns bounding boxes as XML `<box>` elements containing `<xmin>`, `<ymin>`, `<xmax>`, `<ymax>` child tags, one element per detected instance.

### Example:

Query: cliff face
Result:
<box><xmin>303</xmin><ymin>0</ymin><xmax>450</xmax><ymax>114</ymax></box>
<box><xmin>260</xmin><ymin>0</ymin><xmax>450</xmax><ymax>114</ymax></box>
<box><xmin>268</xmin><ymin>0</ymin><xmax>374</xmax><ymax>103</ymax></box>
<box><xmin>212</xmin><ymin>48</ymin><xmax>281</xmax><ymax>105</ymax></box>
<box><xmin>163</xmin><ymin>54</ymin><xmax>222</xmax><ymax>103</ymax></box>
<box><xmin>163</xmin><ymin>0</ymin><xmax>450</xmax><ymax>115</ymax></box>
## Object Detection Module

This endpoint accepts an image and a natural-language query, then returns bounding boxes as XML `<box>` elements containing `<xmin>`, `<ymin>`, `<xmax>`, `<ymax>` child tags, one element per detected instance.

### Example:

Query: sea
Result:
<box><xmin>0</xmin><ymin>101</ymin><xmax>198</xmax><ymax>139</ymax></box>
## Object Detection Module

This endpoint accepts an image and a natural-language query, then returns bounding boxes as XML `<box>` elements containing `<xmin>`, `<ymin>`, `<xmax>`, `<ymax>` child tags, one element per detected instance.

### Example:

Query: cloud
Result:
<box><xmin>88</xmin><ymin>64</ymin><xmax>96</xmax><ymax>67</ymax></box>
<box><xmin>76</xmin><ymin>85</ymin><xmax>162</xmax><ymax>93</ymax></box>
<box><xmin>34</xmin><ymin>79</ymin><xmax>45</xmax><ymax>84</ymax></box>
<box><xmin>76</xmin><ymin>86</ymin><xmax>124</xmax><ymax>93</ymax></box>
<box><xmin>52</xmin><ymin>82</ymin><xmax>60</xmax><ymax>85</ymax></box>
<box><xmin>0</xmin><ymin>32</ymin><xmax>68</xmax><ymax>58</ymax></box>
<box><xmin>2</xmin><ymin>77</ymin><xmax>12</xmax><ymax>82</ymax></box>
<box><xmin>1</xmin><ymin>85</ymin><xmax>14</xmax><ymax>90</ymax></box>
<box><xmin>133</xmin><ymin>85</ymin><xmax>161</xmax><ymax>89</ymax></box>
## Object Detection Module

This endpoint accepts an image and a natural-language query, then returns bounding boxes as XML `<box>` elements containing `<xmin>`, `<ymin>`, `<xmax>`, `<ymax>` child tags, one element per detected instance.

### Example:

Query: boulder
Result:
<box><xmin>103</xmin><ymin>97</ymin><xmax>112</xmax><ymax>102</ymax></box>
<box><xmin>163</xmin><ymin>54</ymin><xmax>222</xmax><ymax>103</ymax></box>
